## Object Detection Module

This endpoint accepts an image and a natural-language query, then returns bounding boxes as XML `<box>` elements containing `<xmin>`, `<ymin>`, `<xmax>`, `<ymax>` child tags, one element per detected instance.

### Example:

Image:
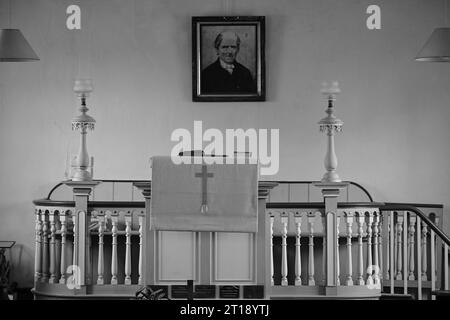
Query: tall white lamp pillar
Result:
<box><xmin>71</xmin><ymin>79</ymin><xmax>95</xmax><ymax>181</ymax></box>
<box><xmin>319</xmin><ymin>82</ymin><xmax>343</xmax><ymax>183</ymax></box>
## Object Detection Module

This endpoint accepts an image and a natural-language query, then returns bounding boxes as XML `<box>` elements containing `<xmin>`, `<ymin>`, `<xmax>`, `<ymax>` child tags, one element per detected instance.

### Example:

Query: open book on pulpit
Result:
<box><xmin>150</xmin><ymin>155</ymin><xmax>258</xmax><ymax>233</ymax></box>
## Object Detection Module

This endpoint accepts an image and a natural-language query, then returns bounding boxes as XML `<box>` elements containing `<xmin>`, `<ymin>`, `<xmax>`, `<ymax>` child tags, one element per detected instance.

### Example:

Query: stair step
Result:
<box><xmin>380</xmin><ymin>293</ymin><xmax>414</xmax><ymax>300</ymax></box>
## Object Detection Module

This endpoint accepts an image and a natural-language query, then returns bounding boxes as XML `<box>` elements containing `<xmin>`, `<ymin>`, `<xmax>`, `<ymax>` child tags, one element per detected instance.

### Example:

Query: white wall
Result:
<box><xmin>1</xmin><ymin>0</ymin><xmax>449</xmax><ymax>287</ymax></box>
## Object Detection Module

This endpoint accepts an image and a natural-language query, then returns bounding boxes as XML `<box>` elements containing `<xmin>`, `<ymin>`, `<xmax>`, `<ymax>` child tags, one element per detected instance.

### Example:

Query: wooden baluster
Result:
<box><xmin>378</xmin><ymin>215</ymin><xmax>383</xmax><ymax>282</ymax></box>
<box><xmin>59</xmin><ymin>211</ymin><xmax>67</xmax><ymax>284</ymax></box>
<box><xmin>72</xmin><ymin>211</ymin><xmax>78</xmax><ymax>272</ymax></box>
<box><xmin>270</xmin><ymin>213</ymin><xmax>275</xmax><ymax>286</ymax></box>
<box><xmin>403</xmin><ymin>212</ymin><xmax>408</xmax><ymax>294</ymax></box>
<box><xmin>41</xmin><ymin>210</ymin><xmax>49</xmax><ymax>282</ymax></box>
<box><xmin>138</xmin><ymin>210</ymin><xmax>145</xmax><ymax>285</ymax></box>
<box><xmin>97</xmin><ymin>211</ymin><xmax>105</xmax><ymax>284</ymax></box>
<box><xmin>373</xmin><ymin>211</ymin><xmax>380</xmax><ymax>286</ymax></box>
<box><xmin>356</xmin><ymin>212</ymin><xmax>365</xmax><ymax>285</ymax></box>
<box><xmin>445</xmin><ymin>243</ymin><xmax>449</xmax><ymax>291</ymax></box>
<box><xmin>294</xmin><ymin>212</ymin><xmax>302</xmax><ymax>286</ymax></box>
<box><xmin>34</xmin><ymin>209</ymin><xmax>42</xmax><ymax>282</ymax></box>
<box><xmin>430</xmin><ymin>227</ymin><xmax>436</xmax><ymax>300</ymax></box>
<box><xmin>395</xmin><ymin>212</ymin><xmax>404</xmax><ymax>280</ymax></box>
<box><xmin>421</xmin><ymin>221</ymin><xmax>428</xmax><ymax>281</ymax></box>
<box><xmin>336</xmin><ymin>214</ymin><xmax>340</xmax><ymax>286</ymax></box>
<box><xmin>389</xmin><ymin>212</ymin><xmax>395</xmax><ymax>293</ymax></box>
<box><xmin>322</xmin><ymin>213</ymin><xmax>326</xmax><ymax>285</ymax></box>
<box><xmin>366</xmin><ymin>212</ymin><xmax>374</xmax><ymax>286</ymax></box>
<box><xmin>125</xmin><ymin>211</ymin><xmax>132</xmax><ymax>285</ymax></box>
<box><xmin>281</xmin><ymin>212</ymin><xmax>289</xmax><ymax>286</ymax></box>
<box><xmin>345</xmin><ymin>212</ymin><xmax>353</xmax><ymax>286</ymax></box>
<box><xmin>385</xmin><ymin>212</ymin><xmax>390</xmax><ymax>281</ymax></box>
<box><xmin>408</xmin><ymin>215</ymin><xmax>416</xmax><ymax>280</ymax></box>
<box><xmin>49</xmin><ymin>210</ymin><xmax>57</xmax><ymax>283</ymax></box>
<box><xmin>416</xmin><ymin>216</ymin><xmax>422</xmax><ymax>300</ymax></box>
<box><xmin>307</xmin><ymin>212</ymin><xmax>315</xmax><ymax>286</ymax></box>
<box><xmin>111</xmin><ymin>211</ymin><xmax>119</xmax><ymax>285</ymax></box>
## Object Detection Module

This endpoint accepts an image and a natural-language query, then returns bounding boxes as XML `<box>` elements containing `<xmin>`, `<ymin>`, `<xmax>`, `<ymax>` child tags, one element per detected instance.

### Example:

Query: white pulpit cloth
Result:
<box><xmin>150</xmin><ymin>156</ymin><xmax>258</xmax><ymax>232</ymax></box>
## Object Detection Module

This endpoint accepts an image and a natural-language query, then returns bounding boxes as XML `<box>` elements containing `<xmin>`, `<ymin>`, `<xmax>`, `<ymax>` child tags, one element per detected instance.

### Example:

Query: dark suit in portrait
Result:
<box><xmin>201</xmin><ymin>58</ymin><xmax>256</xmax><ymax>94</ymax></box>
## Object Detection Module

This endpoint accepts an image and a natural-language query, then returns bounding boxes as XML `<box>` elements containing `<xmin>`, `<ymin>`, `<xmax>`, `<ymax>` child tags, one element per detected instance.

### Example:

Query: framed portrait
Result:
<box><xmin>192</xmin><ymin>16</ymin><xmax>265</xmax><ymax>102</ymax></box>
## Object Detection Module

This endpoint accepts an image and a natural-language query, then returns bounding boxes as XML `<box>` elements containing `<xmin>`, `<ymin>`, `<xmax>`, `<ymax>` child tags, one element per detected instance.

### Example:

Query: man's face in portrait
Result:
<box><xmin>216</xmin><ymin>32</ymin><xmax>239</xmax><ymax>64</ymax></box>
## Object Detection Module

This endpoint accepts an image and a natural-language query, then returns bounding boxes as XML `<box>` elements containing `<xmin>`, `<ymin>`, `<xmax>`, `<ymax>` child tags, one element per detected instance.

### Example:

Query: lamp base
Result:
<box><xmin>71</xmin><ymin>168</ymin><xmax>92</xmax><ymax>181</ymax></box>
<box><xmin>321</xmin><ymin>171</ymin><xmax>341</xmax><ymax>183</ymax></box>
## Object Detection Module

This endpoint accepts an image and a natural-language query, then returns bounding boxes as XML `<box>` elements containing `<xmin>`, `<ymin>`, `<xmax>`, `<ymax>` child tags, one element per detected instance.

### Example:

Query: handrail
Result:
<box><xmin>45</xmin><ymin>179</ymin><xmax>373</xmax><ymax>202</ymax></box>
<box><xmin>381</xmin><ymin>203</ymin><xmax>450</xmax><ymax>247</ymax></box>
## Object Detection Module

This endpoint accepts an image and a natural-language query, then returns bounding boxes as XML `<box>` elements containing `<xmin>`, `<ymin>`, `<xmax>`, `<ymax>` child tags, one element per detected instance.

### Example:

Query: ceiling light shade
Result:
<box><xmin>0</xmin><ymin>29</ymin><xmax>39</xmax><ymax>61</ymax></box>
<box><xmin>415</xmin><ymin>27</ymin><xmax>450</xmax><ymax>62</ymax></box>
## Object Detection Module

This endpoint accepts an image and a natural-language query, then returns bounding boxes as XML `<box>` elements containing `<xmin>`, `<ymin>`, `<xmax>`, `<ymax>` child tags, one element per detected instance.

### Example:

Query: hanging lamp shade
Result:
<box><xmin>415</xmin><ymin>27</ymin><xmax>450</xmax><ymax>62</ymax></box>
<box><xmin>0</xmin><ymin>29</ymin><xmax>39</xmax><ymax>61</ymax></box>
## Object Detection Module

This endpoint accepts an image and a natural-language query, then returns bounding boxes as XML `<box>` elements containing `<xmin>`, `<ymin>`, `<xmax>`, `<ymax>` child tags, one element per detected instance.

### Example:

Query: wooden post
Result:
<box><xmin>294</xmin><ymin>212</ymin><xmax>302</xmax><ymax>286</ymax></box>
<box><xmin>315</xmin><ymin>182</ymin><xmax>348</xmax><ymax>290</ymax></box>
<box><xmin>64</xmin><ymin>180</ymin><xmax>100</xmax><ymax>287</ymax></box>
<box><xmin>281</xmin><ymin>212</ymin><xmax>289</xmax><ymax>286</ymax></box>
<box><xmin>125</xmin><ymin>211</ymin><xmax>132</xmax><ymax>285</ymax></box>
<box><xmin>134</xmin><ymin>182</ymin><xmax>152</xmax><ymax>285</ymax></box>
<box><xmin>34</xmin><ymin>209</ymin><xmax>42</xmax><ymax>283</ymax></box>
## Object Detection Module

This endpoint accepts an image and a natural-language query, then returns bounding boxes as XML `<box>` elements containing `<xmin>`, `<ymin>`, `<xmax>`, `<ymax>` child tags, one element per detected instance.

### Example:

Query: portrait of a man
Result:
<box><xmin>192</xmin><ymin>16</ymin><xmax>265</xmax><ymax>102</ymax></box>
<box><xmin>201</xmin><ymin>31</ymin><xmax>256</xmax><ymax>94</ymax></box>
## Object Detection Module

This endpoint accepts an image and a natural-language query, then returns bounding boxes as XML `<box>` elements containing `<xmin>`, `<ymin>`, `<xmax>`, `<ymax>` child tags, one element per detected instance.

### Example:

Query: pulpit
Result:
<box><xmin>147</xmin><ymin>156</ymin><xmax>262</xmax><ymax>291</ymax></box>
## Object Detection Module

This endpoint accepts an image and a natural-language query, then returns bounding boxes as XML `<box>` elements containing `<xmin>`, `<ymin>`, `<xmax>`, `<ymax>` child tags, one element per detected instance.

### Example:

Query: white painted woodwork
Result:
<box><xmin>336</xmin><ymin>214</ymin><xmax>340</xmax><ymax>286</ymax></box>
<box><xmin>34</xmin><ymin>210</ymin><xmax>42</xmax><ymax>282</ymax></box>
<box><xmin>322</xmin><ymin>214</ymin><xmax>326</xmax><ymax>285</ymax></box>
<box><xmin>345</xmin><ymin>212</ymin><xmax>353</xmax><ymax>286</ymax></box>
<box><xmin>416</xmin><ymin>216</ymin><xmax>422</xmax><ymax>300</ymax></box>
<box><xmin>49</xmin><ymin>211</ymin><xmax>57</xmax><ymax>283</ymax></box>
<box><xmin>72</xmin><ymin>211</ymin><xmax>78</xmax><ymax>276</ymax></box>
<box><xmin>378</xmin><ymin>216</ymin><xmax>383</xmax><ymax>282</ymax></box>
<box><xmin>373</xmin><ymin>212</ymin><xmax>380</xmax><ymax>285</ymax></box>
<box><xmin>59</xmin><ymin>211</ymin><xmax>67</xmax><ymax>284</ymax></box>
<box><xmin>41</xmin><ymin>211</ymin><xmax>49</xmax><ymax>282</ymax></box>
<box><xmin>395</xmin><ymin>212</ymin><xmax>404</xmax><ymax>280</ymax></box>
<box><xmin>430</xmin><ymin>229</ymin><xmax>436</xmax><ymax>300</ymax></box>
<box><xmin>445</xmin><ymin>244</ymin><xmax>449</xmax><ymax>290</ymax></box>
<box><xmin>408</xmin><ymin>215</ymin><xmax>416</xmax><ymax>281</ymax></box>
<box><xmin>307</xmin><ymin>213</ymin><xmax>315</xmax><ymax>286</ymax></box>
<box><xmin>385</xmin><ymin>212</ymin><xmax>390</xmax><ymax>281</ymax></box>
<box><xmin>421</xmin><ymin>221</ymin><xmax>428</xmax><ymax>281</ymax></box>
<box><xmin>97</xmin><ymin>211</ymin><xmax>105</xmax><ymax>285</ymax></box>
<box><xmin>125</xmin><ymin>211</ymin><xmax>132</xmax><ymax>285</ymax></box>
<box><xmin>366</xmin><ymin>212</ymin><xmax>374</xmax><ymax>286</ymax></box>
<box><xmin>270</xmin><ymin>214</ymin><xmax>274</xmax><ymax>286</ymax></box>
<box><xmin>356</xmin><ymin>212</ymin><xmax>365</xmax><ymax>285</ymax></box>
<box><xmin>281</xmin><ymin>213</ymin><xmax>289</xmax><ymax>286</ymax></box>
<box><xmin>138</xmin><ymin>211</ymin><xmax>145</xmax><ymax>285</ymax></box>
<box><xmin>389</xmin><ymin>212</ymin><xmax>395</xmax><ymax>293</ymax></box>
<box><xmin>215</xmin><ymin>232</ymin><xmax>253</xmax><ymax>282</ymax></box>
<box><xmin>294</xmin><ymin>213</ymin><xmax>302</xmax><ymax>286</ymax></box>
<box><xmin>403</xmin><ymin>212</ymin><xmax>408</xmax><ymax>294</ymax></box>
<box><xmin>158</xmin><ymin>231</ymin><xmax>196</xmax><ymax>281</ymax></box>
<box><xmin>110</xmin><ymin>211</ymin><xmax>119</xmax><ymax>285</ymax></box>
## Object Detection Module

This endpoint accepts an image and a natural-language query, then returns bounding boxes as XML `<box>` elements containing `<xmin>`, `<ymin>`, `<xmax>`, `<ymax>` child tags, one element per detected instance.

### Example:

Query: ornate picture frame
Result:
<box><xmin>192</xmin><ymin>16</ymin><xmax>265</xmax><ymax>102</ymax></box>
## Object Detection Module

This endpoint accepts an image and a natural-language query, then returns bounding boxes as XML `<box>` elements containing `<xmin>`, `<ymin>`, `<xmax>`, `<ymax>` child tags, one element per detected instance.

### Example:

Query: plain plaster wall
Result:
<box><xmin>1</xmin><ymin>0</ymin><xmax>449</xmax><ymax>287</ymax></box>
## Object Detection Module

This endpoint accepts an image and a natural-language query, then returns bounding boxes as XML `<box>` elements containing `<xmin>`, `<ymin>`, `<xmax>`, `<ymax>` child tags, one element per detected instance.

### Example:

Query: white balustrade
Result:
<box><xmin>41</xmin><ymin>211</ymin><xmax>49</xmax><ymax>282</ymax></box>
<box><xmin>356</xmin><ymin>212</ymin><xmax>365</xmax><ymax>285</ymax></box>
<box><xmin>421</xmin><ymin>221</ymin><xmax>428</xmax><ymax>281</ymax></box>
<box><xmin>366</xmin><ymin>212</ymin><xmax>374</xmax><ymax>286</ymax></box>
<box><xmin>373</xmin><ymin>211</ymin><xmax>380</xmax><ymax>286</ymax></box>
<box><xmin>345</xmin><ymin>212</ymin><xmax>353</xmax><ymax>286</ymax></box>
<box><xmin>408</xmin><ymin>215</ymin><xmax>416</xmax><ymax>281</ymax></box>
<box><xmin>336</xmin><ymin>214</ymin><xmax>341</xmax><ymax>286</ymax></box>
<box><xmin>49</xmin><ymin>210</ymin><xmax>57</xmax><ymax>283</ymax></box>
<box><xmin>395</xmin><ymin>212</ymin><xmax>404</xmax><ymax>280</ymax></box>
<box><xmin>138</xmin><ymin>211</ymin><xmax>145</xmax><ymax>285</ymax></box>
<box><xmin>125</xmin><ymin>211</ymin><xmax>132</xmax><ymax>285</ymax></box>
<box><xmin>110</xmin><ymin>211</ymin><xmax>119</xmax><ymax>285</ymax></box>
<box><xmin>281</xmin><ymin>212</ymin><xmax>289</xmax><ymax>286</ymax></box>
<box><xmin>34</xmin><ymin>210</ymin><xmax>42</xmax><ymax>282</ymax></box>
<box><xmin>59</xmin><ymin>211</ymin><xmax>68</xmax><ymax>284</ymax></box>
<box><xmin>97</xmin><ymin>211</ymin><xmax>105</xmax><ymax>285</ymax></box>
<box><xmin>307</xmin><ymin>212</ymin><xmax>315</xmax><ymax>286</ymax></box>
<box><xmin>294</xmin><ymin>212</ymin><xmax>302</xmax><ymax>286</ymax></box>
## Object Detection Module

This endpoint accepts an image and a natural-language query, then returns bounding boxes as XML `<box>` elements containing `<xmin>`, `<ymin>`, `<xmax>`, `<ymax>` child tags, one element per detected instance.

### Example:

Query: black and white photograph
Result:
<box><xmin>193</xmin><ymin>16</ymin><xmax>265</xmax><ymax>101</ymax></box>
<box><xmin>1</xmin><ymin>0</ymin><xmax>450</xmax><ymax>312</ymax></box>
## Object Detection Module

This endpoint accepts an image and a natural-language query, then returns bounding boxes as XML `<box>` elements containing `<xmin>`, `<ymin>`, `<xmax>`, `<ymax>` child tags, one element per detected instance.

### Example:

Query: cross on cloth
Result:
<box><xmin>195</xmin><ymin>165</ymin><xmax>214</xmax><ymax>213</ymax></box>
